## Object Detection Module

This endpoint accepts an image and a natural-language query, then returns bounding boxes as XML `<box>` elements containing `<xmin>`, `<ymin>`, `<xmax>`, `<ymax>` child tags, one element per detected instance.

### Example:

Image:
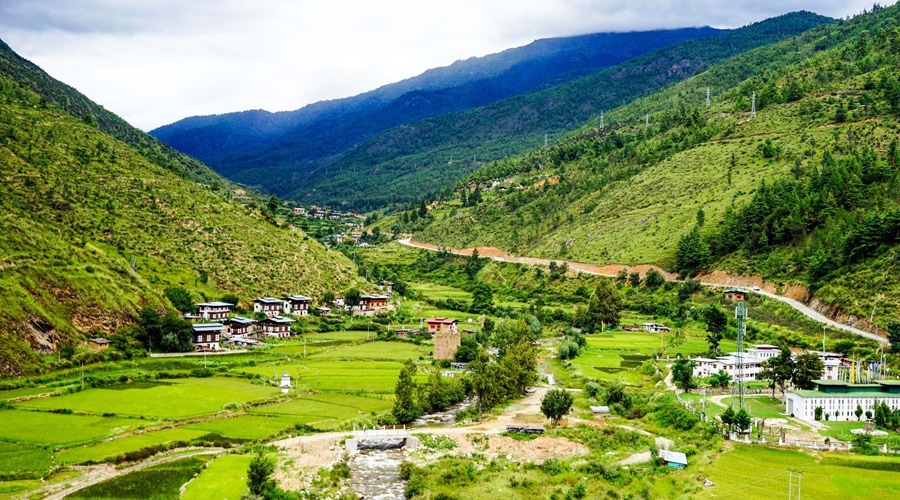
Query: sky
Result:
<box><xmin>0</xmin><ymin>0</ymin><xmax>885</xmax><ymax>131</ymax></box>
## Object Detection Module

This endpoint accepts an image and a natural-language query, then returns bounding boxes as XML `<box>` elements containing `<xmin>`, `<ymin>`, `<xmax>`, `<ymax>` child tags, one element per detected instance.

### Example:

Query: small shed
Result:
<box><xmin>590</xmin><ymin>405</ymin><xmax>611</xmax><ymax>415</ymax></box>
<box><xmin>723</xmin><ymin>288</ymin><xmax>747</xmax><ymax>302</ymax></box>
<box><xmin>89</xmin><ymin>338</ymin><xmax>111</xmax><ymax>350</ymax></box>
<box><xmin>659</xmin><ymin>450</ymin><xmax>688</xmax><ymax>469</ymax></box>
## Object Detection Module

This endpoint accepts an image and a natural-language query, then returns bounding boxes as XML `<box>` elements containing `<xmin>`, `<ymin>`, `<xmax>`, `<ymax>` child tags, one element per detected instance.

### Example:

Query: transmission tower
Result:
<box><xmin>600</xmin><ymin>110</ymin><xmax>604</xmax><ymax>128</ymax></box>
<box><xmin>706</xmin><ymin>86</ymin><xmax>711</xmax><ymax>107</ymax></box>
<box><xmin>732</xmin><ymin>301</ymin><xmax>747</xmax><ymax>411</ymax></box>
<box><xmin>645</xmin><ymin>113</ymin><xmax>649</xmax><ymax>129</ymax></box>
<box><xmin>751</xmin><ymin>92</ymin><xmax>757</xmax><ymax>118</ymax></box>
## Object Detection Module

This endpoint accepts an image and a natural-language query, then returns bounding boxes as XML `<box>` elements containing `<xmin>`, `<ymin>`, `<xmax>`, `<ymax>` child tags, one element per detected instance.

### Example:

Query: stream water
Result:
<box><xmin>413</xmin><ymin>397</ymin><xmax>476</xmax><ymax>427</ymax></box>
<box><xmin>350</xmin><ymin>448</ymin><xmax>406</xmax><ymax>500</ymax></box>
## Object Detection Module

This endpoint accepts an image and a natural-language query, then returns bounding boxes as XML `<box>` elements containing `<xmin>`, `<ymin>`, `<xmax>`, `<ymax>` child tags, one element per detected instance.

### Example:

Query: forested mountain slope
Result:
<box><xmin>0</xmin><ymin>39</ymin><xmax>221</xmax><ymax>186</ymax></box>
<box><xmin>151</xmin><ymin>28</ymin><xmax>724</xmax><ymax>180</ymax></box>
<box><xmin>285</xmin><ymin>11</ymin><xmax>832</xmax><ymax>210</ymax></box>
<box><xmin>0</xmin><ymin>70</ymin><xmax>356</xmax><ymax>376</ymax></box>
<box><xmin>406</xmin><ymin>4</ymin><xmax>900</xmax><ymax>328</ymax></box>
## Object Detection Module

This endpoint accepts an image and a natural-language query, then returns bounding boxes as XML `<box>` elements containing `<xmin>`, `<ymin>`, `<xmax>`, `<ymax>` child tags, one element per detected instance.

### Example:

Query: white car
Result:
<box><xmin>751</xmin><ymin>286</ymin><xmax>761</xmax><ymax>292</ymax></box>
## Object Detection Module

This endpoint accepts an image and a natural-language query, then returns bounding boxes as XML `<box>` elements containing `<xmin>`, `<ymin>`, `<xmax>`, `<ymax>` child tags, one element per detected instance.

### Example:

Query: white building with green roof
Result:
<box><xmin>786</xmin><ymin>380</ymin><xmax>900</xmax><ymax>422</ymax></box>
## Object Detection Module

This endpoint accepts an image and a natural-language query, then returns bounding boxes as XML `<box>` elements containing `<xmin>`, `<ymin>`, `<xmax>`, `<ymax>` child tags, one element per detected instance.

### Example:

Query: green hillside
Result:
<box><xmin>0</xmin><ymin>38</ymin><xmax>223</xmax><ymax>186</ymax></box>
<box><xmin>0</xmin><ymin>71</ymin><xmax>357</xmax><ymax>376</ymax></box>
<box><xmin>401</xmin><ymin>5</ymin><xmax>900</xmax><ymax>325</ymax></box>
<box><xmin>279</xmin><ymin>11</ymin><xmax>832</xmax><ymax>210</ymax></box>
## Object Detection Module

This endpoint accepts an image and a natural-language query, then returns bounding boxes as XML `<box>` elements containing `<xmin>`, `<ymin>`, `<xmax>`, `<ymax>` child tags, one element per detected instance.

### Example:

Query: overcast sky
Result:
<box><xmin>0</xmin><ymin>0</ymin><xmax>884</xmax><ymax>130</ymax></box>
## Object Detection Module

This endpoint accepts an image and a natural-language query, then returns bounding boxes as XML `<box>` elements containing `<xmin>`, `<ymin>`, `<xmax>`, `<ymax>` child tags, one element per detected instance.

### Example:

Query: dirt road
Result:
<box><xmin>397</xmin><ymin>239</ymin><xmax>886</xmax><ymax>344</ymax></box>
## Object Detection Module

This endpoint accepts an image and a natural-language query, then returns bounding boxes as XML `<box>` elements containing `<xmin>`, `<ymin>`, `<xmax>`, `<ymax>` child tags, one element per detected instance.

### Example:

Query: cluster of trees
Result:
<box><xmin>134</xmin><ymin>307</ymin><xmax>194</xmax><ymax>353</ymax></box>
<box><xmin>720</xmin><ymin>406</ymin><xmax>752</xmax><ymax>434</ymax></box>
<box><xmin>393</xmin><ymin>319</ymin><xmax>540</xmax><ymax>423</ymax></box>
<box><xmin>572</xmin><ymin>281</ymin><xmax>623</xmax><ymax>333</ymax></box>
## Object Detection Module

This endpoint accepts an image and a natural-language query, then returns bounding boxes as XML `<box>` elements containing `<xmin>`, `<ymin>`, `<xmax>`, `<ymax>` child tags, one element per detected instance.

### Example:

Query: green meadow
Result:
<box><xmin>0</xmin><ymin>410</ymin><xmax>140</xmax><ymax>447</ymax></box>
<box><xmin>251</xmin><ymin>393</ymin><xmax>392</xmax><ymax>429</ymax></box>
<box><xmin>18</xmin><ymin>378</ymin><xmax>280</xmax><ymax>419</ymax></box>
<box><xmin>66</xmin><ymin>456</ymin><xmax>212</xmax><ymax>499</ymax></box>
<box><xmin>700</xmin><ymin>445</ymin><xmax>900</xmax><ymax>499</ymax></box>
<box><xmin>182</xmin><ymin>454</ymin><xmax>251</xmax><ymax>500</ymax></box>
<box><xmin>55</xmin><ymin>428</ymin><xmax>209</xmax><ymax>464</ymax></box>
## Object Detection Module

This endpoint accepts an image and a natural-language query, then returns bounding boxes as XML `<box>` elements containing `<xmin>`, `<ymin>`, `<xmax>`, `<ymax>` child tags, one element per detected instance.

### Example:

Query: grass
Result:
<box><xmin>250</xmin><ymin>393</ymin><xmax>391</xmax><ymax>429</ymax></box>
<box><xmin>0</xmin><ymin>410</ymin><xmax>140</xmax><ymax>447</ymax></box>
<box><xmin>699</xmin><ymin>444</ymin><xmax>900</xmax><ymax>499</ymax></box>
<box><xmin>18</xmin><ymin>378</ymin><xmax>280</xmax><ymax>419</ymax></box>
<box><xmin>410</xmin><ymin>282</ymin><xmax>472</xmax><ymax>301</ymax></box>
<box><xmin>818</xmin><ymin>420</ymin><xmax>870</xmax><ymax>440</ymax></box>
<box><xmin>55</xmin><ymin>428</ymin><xmax>209</xmax><ymax>465</ymax></box>
<box><xmin>0</xmin><ymin>442</ymin><xmax>52</xmax><ymax>479</ymax></box>
<box><xmin>311</xmin><ymin>341</ymin><xmax>431</xmax><ymax>361</ymax></box>
<box><xmin>182</xmin><ymin>454</ymin><xmax>250</xmax><ymax>500</ymax></box>
<box><xmin>66</xmin><ymin>455</ymin><xmax>211</xmax><ymax>499</ymax></box>
<box><xmin>584</xmin><ymin>332</ymin><xmax>664</xmax><ymax>352</ymax></box>
<box><xmin>238</xmin><ymin>360</ymin><xmax>410</xmax><ymax>393</ymax></box>
<box><xmin>182</xmin><ymin>415</ymin><xmax>299</xmax><ymax>440</ymax></box>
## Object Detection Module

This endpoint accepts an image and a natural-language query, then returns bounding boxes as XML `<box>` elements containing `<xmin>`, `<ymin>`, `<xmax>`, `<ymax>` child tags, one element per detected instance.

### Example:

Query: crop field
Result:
<box><xmin>0</xmin><ymin>442</ymin><xmax>51</xmax><ymax>478</ymax></box>
<box><xmin>312</xmin><ymin>341</ymin><xmax>430</xmax><ymax>361</ymax></box>
<box><xmin>699</xmin><ymin>445</ymin><xmax>900</xmax><ymax>499</ymax></box>
<box><xmin>18</xmin><ymin>378</ymin><xmax>280</xmax><ymax>419</ymax></box>
<box><xmin>667</xmin><ymin>336</ymin><xmax>738</xmax><ymax>356</ymax></box>
<box><xmin>182</xmin><ymin>415</ymin><xmax>300</xmax><ymax>440</ymax></box>
<box><xmin>239</xmin><ymin>359</ymin><xmax>411</xmax><ymax>393</ymax></box>
<box><xmin>567</xmin><ymin>348</ymin><xmax>651</xmax><ymax>384</ymax></box>
<box><xmin>410</xmin><ymin>282</ymin><xmax>472</xmax><ymax>301</ymax></box>
<box><xmin>67</xmin><ymin>455</ymin><xmax>211</xmax><ymax>499</ymax></box>
<box><xmin>182</xmin><ymin>454</ymin><xmax>250</xmax><ymax>500</ymax></box>
<box><xmin>0</xmin><ymin>386</ymin><xmax>64</xmax><ymax>401</ymax></box>
<box><xmin>251</xmin><ymin>392</ymin><xmax>391</xmax><ymax>429</ymax></box>
<box><xmin>56</xmin><ymin>428</ymin><xmax>210</xmax><ymax>465</ymax></box>
<box><xmin>0</xmin><ymin>410</ymin><xmax>140</xmax><ymax>447</ymax></box>
<box><xmin>585</xmin><ymin>332</ymin><xmax>664</xmax><ymax>352</ymax></box>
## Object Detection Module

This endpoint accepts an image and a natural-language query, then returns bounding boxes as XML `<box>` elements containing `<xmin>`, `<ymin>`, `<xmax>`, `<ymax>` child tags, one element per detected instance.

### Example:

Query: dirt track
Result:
<box><xmin>397</xmin><ymin>239</ymin><xmax>886</xmax><ymax>344</ymax></box>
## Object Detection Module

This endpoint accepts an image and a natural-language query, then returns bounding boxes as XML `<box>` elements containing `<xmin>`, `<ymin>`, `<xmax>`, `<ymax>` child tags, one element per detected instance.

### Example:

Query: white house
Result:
<box><xmin>196</xmin><ymin>301</ymin><xmax>233</xmax><ymax>320</ymax></box>
<box><xmin>192</xmin><ymin>323</ymin><xmax>223</xmax><ymax>351</ymax></box>
<box><xmin>786</xmin><ymin>380</ymin><xmax>900</xmax><ymax>423</ymax></box>
<box><xmin>691</xmin><ymin>344</ymin><xmax>781</xmax><ymax>382</ymax></box>
<box><xmin>642</xmin><ymin>323</ymin><xmax>671</xmax><ymax>333</ymax></box>
<box><xmin>254</xmin><ymin>297</ymin><xmax>284</xmax><ymax>318</ymax></box>
<box><xmin>283</xmin><ymin>295</ymin><xmax>313</xmax><ymax>316</ymax></box>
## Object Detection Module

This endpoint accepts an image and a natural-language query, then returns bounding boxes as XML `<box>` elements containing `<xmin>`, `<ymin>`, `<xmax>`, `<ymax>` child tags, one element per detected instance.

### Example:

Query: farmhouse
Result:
<box><xmin>254</xmin><ymin>297</ymin><xmax>284</xmax><ymax>318</ymax></box>
<box><xmin>425</xmin><ymin>317</ymin><xmax>458</xmax><ymax>335</ymax></box>
<box><xmin>192</xmin><ymin>323</ymin><xmax>223</xmax><ymax>351</ymax></box>
<box><xmin>356</xmin><ymin>294</ymin><xmax>391</xmax><ymax>312</ymax></box>
<box><xmin>379</xmin><ymin>280</ymin><xmax>394</xmax><ymax>292</ymax></box>
<box><xmin>723</xmin><ymin>288</ymin><xmax>747</xmax><ymax>301</ymax></box>
<box><xmin>316</xmin><ymin>306</ymin><xmax>331</xmax><ymax>315</ymax></box>
<box><xmin>196</xmin><ymin>301</ymin><xmax>233</xmax><ymax>320</ymax></box>
<box><xmin>786</xmin><ymin>380</ymin><xmax>900</xmax><ymax>423</ymax></box>
<box><xmin>283</xmin><ymin>295</ymin><xmax>313</xmax><ymax>316</ymax></box>
<box><xmin>641</xmin><ymin>323</ymin><xmax>671</xmax><ymax>333</ymax></box>
<box><xmin>225</xmin><ymin>316</ymin><xmax>255</xmax><ymax>337</ymax></box>
<box><xmin>259</xmin><ymin>316</ymin><xmax>294</xmax><ymax>338</ymax></box>
<box><xmin>691</xmin><ymin>344</ymin><xmax>781</xmax><ymax>382</ymax></box>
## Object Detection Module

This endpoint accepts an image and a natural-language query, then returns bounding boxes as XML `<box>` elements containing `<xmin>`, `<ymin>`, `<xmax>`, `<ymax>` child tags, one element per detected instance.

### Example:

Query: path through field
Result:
<box><xmin>397</xmin><ymin>239</ymin><xmax>886</xmax><ymax>344</ymax></box>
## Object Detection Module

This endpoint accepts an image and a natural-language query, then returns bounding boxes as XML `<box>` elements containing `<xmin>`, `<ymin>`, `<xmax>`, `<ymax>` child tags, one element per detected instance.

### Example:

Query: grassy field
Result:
<box><xmin>239</xmin><ymin>359</ymin><xmax>410</xmax><ymax>394</ymax></box>
<box><xmin>700</xmin><ymin>445</ymin><xmax>900</xmax><ymax>499</ymax></box>
<box><xmin>0</xmin><ymin>410</ymin><xmax>140</xmax><ymax>447</ymax></box>
<box><xmin>55</xmin><ymin>428</ymin><xmax>210</xmax><ymax>464</ymax></box>
<box><xmin>0</xmin><ymin>442</ymin><xmax>52</xmax><ymax>479</ymax></box>
<box><xmin>182</xmin><ymin>454</ymin><xmax>250</xmax><ymax>500</ymax></box>
<box><xmin>18</xmin><ymin>378</ymin><xmax>280</xmax><ymax>419</ymax></box>
<box><xmin>251</xmin><ymin>393</ymin><xmax>391</xmax><ymax>429</ymax></box>
<box><xmin>182</xmin><ymin>415</ymin><xmax>300</xmax><ymax>441</ymax></box>
<box><xmin>312</xmin><ymin>341</ymin><xmax>431</xmax><ymax>361</ymax></box>
<box><xmin>67</xmin><ymin>455</ymin><xmax>212</xmax><ymax>499</ymax></box>
<box><xmin>585</xmin><ymin>332</ymin><xmax>664</xmax><ymax>352</ymax></box>
<box><xmin>410</xmin><ymin>282</ymin><xmax>472</xmax><ymax>301</ymax></box>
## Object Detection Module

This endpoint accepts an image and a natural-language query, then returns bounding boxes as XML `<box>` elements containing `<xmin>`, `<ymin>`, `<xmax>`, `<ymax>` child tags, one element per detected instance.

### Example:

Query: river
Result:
<box><xmin>350</xmin><ymin>448</ymin><xmax>406</xmax><ymax>500</ymax></box>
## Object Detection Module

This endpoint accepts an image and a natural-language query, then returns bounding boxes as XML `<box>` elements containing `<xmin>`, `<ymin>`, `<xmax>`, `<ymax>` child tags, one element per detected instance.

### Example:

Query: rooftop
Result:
<box><xmin>425</xmin><ymin>317</ymin><xmax>458</xmax><ymax>324</ymax></box>
<box><xmin>227</xmin><ymin>316</ymin><xmax>255</xmax><ymax>325</ymax></box>
<box><xmin>659</xmin><ymin>450</ymin><xmax>688</xmax><ymax>465</ymax></box>
<box><xmin>255</xmin><ymin>297</ymin><xmax>283</xmax><ymax>304</ymax></box>
<box><xmin>196</xmin><ymin>302</ymin><xmax>234</xmax><ymax>307</ymax></box>
<box><xmin>264</xmin><ymin>316</ymin><xmax>295</xmax><ymax>324</ymax></box>
<box><xmin>193</xmin><ymin>323</ymin><xmax>225</xmax><ymax>332</ymax></box>
<box><xmin>285</xmin><ymin>295</ymin><xmax>313</xmax><ymax>301</ymax></box>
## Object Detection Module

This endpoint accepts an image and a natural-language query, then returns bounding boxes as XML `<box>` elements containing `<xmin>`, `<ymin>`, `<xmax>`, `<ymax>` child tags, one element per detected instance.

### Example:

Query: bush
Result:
<box><xmin>585</xmin><ymin>382</ymin><xmax>602</xmax><ymax>399</ymax></box>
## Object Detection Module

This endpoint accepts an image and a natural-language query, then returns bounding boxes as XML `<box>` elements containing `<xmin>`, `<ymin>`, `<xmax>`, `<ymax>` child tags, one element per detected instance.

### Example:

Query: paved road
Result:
<box><xmin>397</xmin><ymin>239</ymin><xmax>886</xmax><ymax>344</ymax></box>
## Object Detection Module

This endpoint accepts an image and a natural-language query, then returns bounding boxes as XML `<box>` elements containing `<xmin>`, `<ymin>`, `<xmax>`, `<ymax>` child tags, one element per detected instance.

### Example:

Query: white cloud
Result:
<box><xmin>0</xmin><ymin>0</ymin><xmax>885</xmax><ymax>130</ymax></box>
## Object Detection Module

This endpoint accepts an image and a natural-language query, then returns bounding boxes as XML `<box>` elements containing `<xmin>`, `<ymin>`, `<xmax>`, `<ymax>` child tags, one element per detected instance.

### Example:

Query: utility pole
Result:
<box><xmin>544</xmin><ymin>133</ymin><xmax>548</xmax><ymax>148</ymax></box>
<box><xmin>751</xmin><ymin>92</ymin><xmax>757</xmax><ymax>118</ymax></box>
<box><xmin>706</xmin><ymin>86</ymin><xmax>711</xmax><ymax>107</ymax></box>
<box><xmin>600</xmin><ymin>110</ymin><xmax>604</xmax><ymax>128</ymax></box>
<box><xmin>645</xmin><ymin>113</ymin><xmax>649</xmax><ymax>129</ymax></box>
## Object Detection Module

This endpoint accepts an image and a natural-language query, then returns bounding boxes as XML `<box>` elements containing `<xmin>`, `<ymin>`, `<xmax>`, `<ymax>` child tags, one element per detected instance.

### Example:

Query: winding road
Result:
<box><xmin>397</xmin><ymin>238</ymin><xmax>887</xmax><ymax>344</ymax></box>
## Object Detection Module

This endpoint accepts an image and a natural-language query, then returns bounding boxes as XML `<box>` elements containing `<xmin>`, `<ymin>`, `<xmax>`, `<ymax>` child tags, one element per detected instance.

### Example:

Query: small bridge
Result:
<box><xmin>346</xmin><ymin>427</ymin><xmax>419</xmax><ymax>453</ymax></box>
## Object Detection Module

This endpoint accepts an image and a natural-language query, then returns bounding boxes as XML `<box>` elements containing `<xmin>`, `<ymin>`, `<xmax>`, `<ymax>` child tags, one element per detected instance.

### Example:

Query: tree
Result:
<box><xmin>709</xmin><ymin>369</ymin><xmax>731</xmax><ymax>389</ymax></box>
<box><xmin>467</xmin><ymin>347</ymin><xmax>502</xmax><ymax>421</ymax></box>
<box><xmin>247</xmin><ymin>451</ymin><xmax>275</xmax><ymax>498</ymax></box>
<box><xmin>628</xmin><ymin>272</ymin><xmax>641</xmax><ymax>288</ymax></box>
<box><xmin>156</xmin><ymin>314</ymin><xmax>193</xmax><ymax>352</ymax></box>
<box><xmin>672</xmin><ymin>358</ymin><xmax>697</xmax><ymax>392</ymax></box>
<box><xmin>855</xmin><ymin>404</ymin><xmax>864</xmax><ymax>421</ymax></box>
<box><xmin>392</xmin><ymin>359</ymin><xmax>419</xmax><ymax>423</ymax></box>
<box><xmin>501</xmin><ymin>341</ymin><xmax>538</xmax><ymax>396</ymax></box>
<box><xmin>643</xmin><ymin>269</ymin><xmax>665</xmax><ymax>289</ymax></box>
<box><xmin>454</xmin><ymin>335</ymin><xmax>479</xmax><ymax>363</ymax></box>
<box><xmin>615</xmin><ymin>268</ymin><xmax>628</xmax><ymax>285</ymax></box>
<box><xmin>674</xmin><ymin>227</ymin><xmax>710</xmax><ymax>277</ymax></box>
<box><xmin>424</xmin><ymin>369</ymin><xmax>448</xmax><ymax>414</ymax></box>
<box><xmin>139</xmin><ymin>307</ymin><xmax>162</xmax><ymax>349</ymax></box>
<box><xmin>344</xmin><ymin>288</ymin><xmax>362</xmax><ymax>308</ymax></box>
<box><xmin>701</xmin><ymin>304</ymin><xmax>728</xmax><ymax>356</ymax></box>
<box><xmin>469</xmin><ymin>282</ymin><xmax>494</xmax><ymax>314</ymax></box>
<box><xmin>888</xmin><ymin>319</ymin><xmax>900</xmax><ymax>354</ymax></box>
<box><xmin>792</xmin><ymin>353</ymin><xmax>825</xmax><ymax>390</ymax></box>
<box><xmin>464</xmin><ymin>248</ymin><xmax>483</xmax><ymax>280</ymax></box>
<box><xmin>720</xmin><ymin>406</ymin><xmax>735</xmax><ymax>431</ymax></box>
<box><xmin>761</xmin><ymin>346</ymin><xmax>795</xmax><ymax>400</ymax></box>
<box><xmin>322</xmin><ymin>290</ymin><xmax>335</xmax><ymax>305</ymax></box>
<box><xmin>587</xmin><ymin>280</ymin><xmax>622</xmax><ymax>332</ymax></box>
<box><xmin>220</xmin><ymin>293</ymin><xmax>241</xmax><ymax>311</ymax></box>
<box><xmin>164</xmin><ymin>286</ymin><xmax>194</xmax><ymax>314</ymax></box>
<box><xmin>490</xmin><ymin>319</ymin><xmax>532</xmax><ymax>358</ymax></box>
<box><xmin>541</xmin><ymin>389</ymin><xmax>574</xmax><ymax>425</ymax></box>
<box><xmin>734</xmin><ymin>408</ymin><xmax>752</xmax><ymax>434</ymax></box>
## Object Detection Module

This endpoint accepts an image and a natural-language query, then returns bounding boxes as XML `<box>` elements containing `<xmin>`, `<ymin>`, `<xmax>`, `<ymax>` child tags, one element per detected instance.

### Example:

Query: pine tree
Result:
<box><xmin>392</xmin><ymin>359</ymin><xmax>420</xmax><ymax>423</ymax></box>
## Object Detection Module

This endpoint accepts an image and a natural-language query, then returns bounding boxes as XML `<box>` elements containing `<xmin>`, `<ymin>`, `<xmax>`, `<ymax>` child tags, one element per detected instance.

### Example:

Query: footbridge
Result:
<box><xmin>345</xmin><ymin>427</ymin><xmax>419</xmax><ymax>453</ymax></box>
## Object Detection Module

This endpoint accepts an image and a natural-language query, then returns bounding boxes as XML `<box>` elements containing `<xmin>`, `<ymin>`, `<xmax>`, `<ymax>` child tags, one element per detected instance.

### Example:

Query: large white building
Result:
<box><xmin>786</xmin><ymin>380</ymin><xmax>900</xmax><ymax>422</ymax></box>
<box><xmin>692</xmin><ymin>345</ymin><xmax>843</xmax><ymax>383</ymax></box>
